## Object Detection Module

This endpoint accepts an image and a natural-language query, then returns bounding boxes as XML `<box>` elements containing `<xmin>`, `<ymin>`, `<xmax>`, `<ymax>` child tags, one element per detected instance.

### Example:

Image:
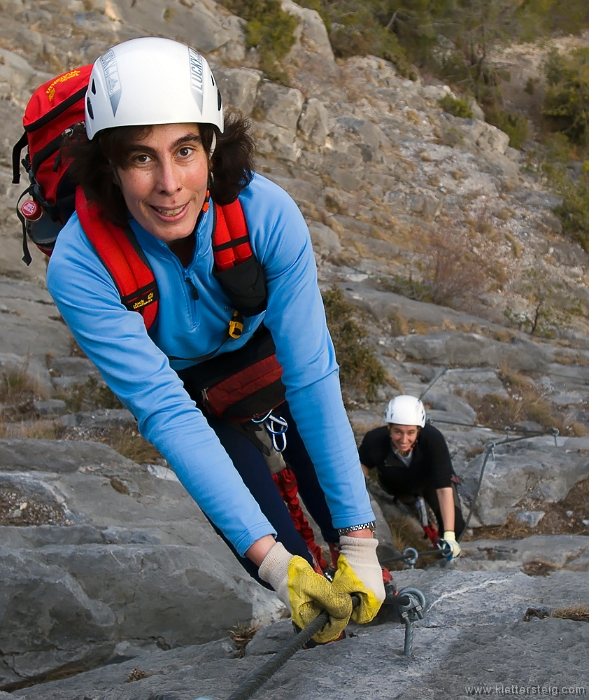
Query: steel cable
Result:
<box><xmin>223</xmin><ymin>596</ymin><xmax>360</xmax><ymax>700</ymax></box>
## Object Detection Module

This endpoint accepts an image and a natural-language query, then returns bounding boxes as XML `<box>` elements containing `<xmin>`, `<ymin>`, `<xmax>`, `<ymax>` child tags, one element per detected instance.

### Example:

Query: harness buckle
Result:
<box><xmin>228</xmin><ymin>310</ymin><xmax>243</xmax><ymax>339</ymax></box>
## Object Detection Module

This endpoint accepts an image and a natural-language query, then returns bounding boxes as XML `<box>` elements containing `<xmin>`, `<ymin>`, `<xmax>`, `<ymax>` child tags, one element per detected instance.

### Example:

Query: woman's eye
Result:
<box><xmin>132</xmin><ymin>153</ymin><xmax>150</xmax><ymax>164</ymax></box>
<box><xmin>177</xmin><ymin>147</ymin><xmax>193</xmax><ymax>158</ymax></box>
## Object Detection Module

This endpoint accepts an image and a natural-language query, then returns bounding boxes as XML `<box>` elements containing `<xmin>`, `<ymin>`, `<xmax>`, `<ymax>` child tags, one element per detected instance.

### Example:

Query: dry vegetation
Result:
<box><xmin>424</xmin><ymin>231</ymin><xmax>492</xmax><ymax>309</ymax></box>
<box><xmin>460</xmin><ymin>368</ymin><xmax>569</xmax><ymax>434</ymax></box>
<box><xmin>0</xmin><ymin>366</ymin><xmax>163</xmax><ymax>464</ymax></box>
<box><xmin>0</xmin><ymin>365</ymin><xmax>45</xmax><ymax>424</ymax></box>
<box><xmin>524</xmin><ymin>605</ymin><xmax>589</xmax><ymax>619</ymax></box>
<box><xmin>385</xmin><ymin>515</ymin><xmax>438</xmax><ymax>570</ymax></box>
<box><xmin>229</xmin><ymin>623</ymin><xmax>260</xmax><ymax>658</ymax></box>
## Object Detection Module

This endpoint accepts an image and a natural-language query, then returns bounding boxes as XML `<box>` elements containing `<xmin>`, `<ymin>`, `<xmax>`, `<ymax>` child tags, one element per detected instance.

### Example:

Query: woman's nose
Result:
<box><xmin>155</xmin><ymin>159</ymin><xmax>182</xmax><ymax>195</ymax></box>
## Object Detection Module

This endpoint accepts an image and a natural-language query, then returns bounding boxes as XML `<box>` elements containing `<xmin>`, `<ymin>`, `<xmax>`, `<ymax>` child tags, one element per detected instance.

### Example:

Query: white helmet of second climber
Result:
<box><xmin>85</xmin><ymin>37</ymin><xmax>224</xmax><ymax>140</ymax></box>
<box><xmin>385</xmin><ymin>395</ymin><xmax>426</xmax><ymax>427</ymax></box>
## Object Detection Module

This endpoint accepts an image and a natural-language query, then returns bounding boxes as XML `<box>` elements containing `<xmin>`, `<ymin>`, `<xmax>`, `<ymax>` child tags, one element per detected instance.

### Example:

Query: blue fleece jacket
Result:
<box><xmin>46</xmin><ymin>173</ymin><xmax>374</xmax><ymax>556</ymax></box>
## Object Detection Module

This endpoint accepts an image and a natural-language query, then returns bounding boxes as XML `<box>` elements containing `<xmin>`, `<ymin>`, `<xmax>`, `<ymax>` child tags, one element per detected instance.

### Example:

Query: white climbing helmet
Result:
<box><xmin>85</xmin><ymin>37</ymin><xmax>224</xmax><ymax>140</ymax></box>
<box><xmin>385</xmin><ymin>395</ymin><xmax>426</xmax><ymax>427</ymax></box>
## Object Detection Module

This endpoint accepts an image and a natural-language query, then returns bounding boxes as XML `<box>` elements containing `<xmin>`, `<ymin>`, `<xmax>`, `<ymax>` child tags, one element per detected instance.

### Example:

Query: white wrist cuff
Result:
<box><xmin>339</xmin><ymin>535</ymin><xmax>379</xmax><ymax>555</ymax></box>
<box><xmin>258</xmin><ymin>541</ymin><xmax>292</xmax><ymax>609</ymax></box>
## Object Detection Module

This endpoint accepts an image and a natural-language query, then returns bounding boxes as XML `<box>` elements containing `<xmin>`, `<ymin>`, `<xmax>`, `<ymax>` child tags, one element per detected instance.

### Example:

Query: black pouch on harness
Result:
<box><xmin>177</xmin><ymin>326</ymin><xmax>286</xmax><ymax>422</ymax></box>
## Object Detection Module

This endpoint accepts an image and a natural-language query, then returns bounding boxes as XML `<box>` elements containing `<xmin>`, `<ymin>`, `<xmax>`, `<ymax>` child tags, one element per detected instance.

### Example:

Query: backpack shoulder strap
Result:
<box><xmin>75</xmin><ymin>188</ymin><xmax>159</xmax><ymax>331</ymax></box>
<box><xmin>211</xmin><ymin>198</ymin><xmax>267</xmax><ymax>320</ymax></box>
<box><xmin>212</xmin><ymin>198</ymin><xmax>253</xmax><ymax>270</ymax></box>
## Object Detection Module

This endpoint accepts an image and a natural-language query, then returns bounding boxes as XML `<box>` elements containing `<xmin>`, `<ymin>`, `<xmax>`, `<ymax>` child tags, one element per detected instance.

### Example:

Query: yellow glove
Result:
<box><xmin>259</xmin><ymin>542</ymin><xmax>353</xmax><ymax>643</ymax></box>
<box><xmin>443</xmin><ymin>531</ymin><xmax>461</xmax><ymax>559</ymax></box>
<box><xmin>331</xmin><ymin>536</ymin><xmax>385</xmax><ymax>624</ymax></box>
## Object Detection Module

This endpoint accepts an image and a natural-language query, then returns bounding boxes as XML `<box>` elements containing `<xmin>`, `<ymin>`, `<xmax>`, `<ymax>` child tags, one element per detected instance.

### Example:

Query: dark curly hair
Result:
<box><xmin>64</xmin><ymin>111</ymin><xmax>255</xmax><ymax>227</ymax></box>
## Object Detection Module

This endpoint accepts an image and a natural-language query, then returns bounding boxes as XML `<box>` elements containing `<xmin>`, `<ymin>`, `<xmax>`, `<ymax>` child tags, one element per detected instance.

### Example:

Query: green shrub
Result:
<box><xmin>485</xmin><ymin>108</ymin><xmax>529</xmax><ymax>149</ymax></box>
<box><xmin>322</xmin><ymin>286</ymin><xmax>386</xmax><ymax>401</ymax></box>
<box><xmin>518</xmin><ymin>0</ymin><xmax>589</xmax><ymax>35</ymax></box>
<box><xmin>329</xmin><ymin>12</ymin><xmax>416</xmax><ymax>79</ymax></box>
<box><xmin>553</xmin><ymin>176</ymin><xmax>589</xmax><ymax>251</ymax></box>
<box><xmin>221</xmin><ymin>0</ymin><xmax>589</xmax><ymax>96</ymax></box>
<box><xmin>542</xmin><ymin>141</ymin><xmax>589</xmax><ymax>251</ymax></box>
<box><xmin>219</xmin><ymin>0</ymin><xmax>299</xmax><ymax>81</ymax></box>
<box><xmin>524</xmin><ymin>77</ymin><xmax>536</xmax><ymax>95</ymax></box>
<box><xmin>438</xmin><ymin>94</ymin><xmax>474</xmax><ymax>119</ymax></box>
<box><xmin>542</xmin><ymin>47</ymin><xmax>589</xmax><ymax>145</ymax></box>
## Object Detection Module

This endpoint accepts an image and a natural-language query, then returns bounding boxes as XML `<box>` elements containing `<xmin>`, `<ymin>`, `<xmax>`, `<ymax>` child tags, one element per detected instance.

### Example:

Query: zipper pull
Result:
<box><xmin>185</xmin><ymin>277</ymin><xmax>199</xmax><ymax>300</ymax></box>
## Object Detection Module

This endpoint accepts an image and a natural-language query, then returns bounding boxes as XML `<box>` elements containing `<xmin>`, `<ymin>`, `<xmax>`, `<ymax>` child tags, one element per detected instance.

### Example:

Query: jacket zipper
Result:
<box><xmin>185</xmin><ymin>276</ymin><xmax>199</xmax><ymax>299</ymax></box>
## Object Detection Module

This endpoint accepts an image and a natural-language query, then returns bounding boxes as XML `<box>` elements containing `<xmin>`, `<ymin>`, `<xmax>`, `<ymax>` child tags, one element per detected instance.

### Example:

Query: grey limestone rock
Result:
<box><xmin>113</xmin><ymin>0</ymin><xmax>246</xmax><ymax>59</ymax></box>
<box><xmin>444</xmin><ymin>114</ymin><xmax>510</xmax><ymax>155</ymax></box>
<box><xmin>253</xmin><ymin>122</ymin><xmax>301</xmax><ymax>161</ymax></box>
<box><xmin>213</xmin><ymin>66</ymin><xmax>262</xmax><ymax>116</ymax></box>
<box><xmin>32</xmin><ymin>399</ymin><xmax>67</xmax><ymax>417</ymax></box>
<box><xmin>59</xmin><ymin>408</ymin><xmax>136</xmax><ymax>429</ymax></box>
<box><xmin>393</xmin><ymin>331</ymin><xmax>551</xmax><ymax>372</ymax></box>
<box><xmin>425</xmin><ymin>390</ymin><xmax>478</xmax><ymax>424</ymax></box>
<box><xmin>0</xmin><ymin>279</ymin><xmax>71</xmax><ymax>380</ymax></box>
<box><xmin>515</xmin><ymin>509</ymin><xmax>546</xmax><ymax>527</ymax></box>
<box><xmin>460</xmin><ymin>438</ymin><xmax>589</xmax><ymax>527</ymax></box>
<box><xmin>254</xmin><ymin>82</ymin><xmax>304</xmax><ymax>132</ymax></box>
<box><xmin>9</xmin><ymin>569</ymin><xmax>589</xmax><ymax>699</ymax></box>
<box><xmin>281</xmin><ymin>0</ymin><xmax>339</xmax><ymax>95</ymax></box>
<box><xmin>307</xmin><ymin>221</ymin><xmax>342</xmax><ymax>258</ymax></box>
<box><xmin>298</xmin><ymin>98</ymin><xmax>329</xmax><ymax>146</ymax></box>
<box><xmin>457</xmin><ymin>535</ymin><xmax>589</xmax><ymax>572</ymax></box>
<box><xmin>0</xmin><ymin>439</ymin><xmax>282</xmax><ymax>689</ymax></box>
<box><xmin>0</xmin><ymin>47</ymin><xmax>51</xmax><ymax>101</ymax></box>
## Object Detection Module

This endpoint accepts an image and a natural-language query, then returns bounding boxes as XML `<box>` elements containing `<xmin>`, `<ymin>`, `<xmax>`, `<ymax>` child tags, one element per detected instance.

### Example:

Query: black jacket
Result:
<box><xmin>359</xmin><ymin>423</ymin><xmax>455</xmax><ymax>495</ymax></box>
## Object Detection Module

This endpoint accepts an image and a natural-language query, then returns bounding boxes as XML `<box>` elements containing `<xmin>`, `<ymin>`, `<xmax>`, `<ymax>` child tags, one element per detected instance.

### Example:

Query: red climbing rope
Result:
<box><xmin>272</xmin><ymin>468</ymin><xmax>328</xmax><ymax>571</ymax></box>
<box><xmin>423</xmin><ymin>523</ymin><xmax>439</xmax><ymax>547</ymax></box>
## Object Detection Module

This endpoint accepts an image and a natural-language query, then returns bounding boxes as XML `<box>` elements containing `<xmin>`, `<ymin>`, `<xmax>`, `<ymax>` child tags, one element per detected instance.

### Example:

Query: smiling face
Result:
<box><xmin>388</xmin><ymin>424</ymin><xmax>419</xmax><ymax>455</ymax></box>
<box><xmin>115</xmin><ymin>123</ymin><xmax>209</xmax><ymax>243</ymax></box>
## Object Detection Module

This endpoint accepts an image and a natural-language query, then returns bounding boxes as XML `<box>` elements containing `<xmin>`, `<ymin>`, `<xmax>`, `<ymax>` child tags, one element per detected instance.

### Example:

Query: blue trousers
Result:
<box><xmin>206</xmin><ymin>402</ymin><xmax>338</xmax><ymax>586</ymax></box>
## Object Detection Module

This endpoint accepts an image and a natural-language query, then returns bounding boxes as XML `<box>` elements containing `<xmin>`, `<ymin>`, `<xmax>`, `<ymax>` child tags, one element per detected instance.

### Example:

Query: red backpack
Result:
<box><xmin>12</xmin><ymin>65</ymin><xmax>267</xmax><ymax>332</ymax></box>
<box><xmin>12</xmin><ymin>65</ymin><xmax>93</xmax><ymax>262</ymax></box>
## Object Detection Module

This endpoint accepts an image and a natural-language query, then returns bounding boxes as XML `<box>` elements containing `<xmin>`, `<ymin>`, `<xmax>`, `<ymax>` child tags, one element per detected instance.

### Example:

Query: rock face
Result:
<box><xmin>8</xmin><ymin>568</ymin><xmax>589</xmax><ymax>699</ymax></box>
<box><xmin>1</xmin><ymin>0</ymin><xmax>589</xmax><ymax>697</ymax></box>
<box><xmin>0</xmin><ymin>438</ymin><xmax>283</xmax><ymax>689</ymax></box>
<box><xmin>460</xmin><ymin>437</ymin><xmax>589</xmax><ymax>527</ymax></box>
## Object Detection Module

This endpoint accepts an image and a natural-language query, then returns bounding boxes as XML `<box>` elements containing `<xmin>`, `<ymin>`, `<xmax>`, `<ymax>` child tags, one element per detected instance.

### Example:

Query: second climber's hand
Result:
<box><xmin>331</xmin><ymin>535</ymin><xmax>385</xmax><ymax>624</ymax></box>
<box><xmin>259</xmin><ymin>542</ymin><xmax>353</xmax><ymax>643</ymax></box>
<box><xmin>441</xmin><ymin>530</ymin><xmax>461</xmax><ymax>559</ymax></box>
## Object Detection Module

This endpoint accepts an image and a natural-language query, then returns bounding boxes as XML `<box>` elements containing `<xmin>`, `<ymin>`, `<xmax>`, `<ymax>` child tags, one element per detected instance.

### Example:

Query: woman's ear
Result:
<box><xmin>111</xmin><ymin>165</ymin><xmax>122</xmax><ymax>189</ymax></box>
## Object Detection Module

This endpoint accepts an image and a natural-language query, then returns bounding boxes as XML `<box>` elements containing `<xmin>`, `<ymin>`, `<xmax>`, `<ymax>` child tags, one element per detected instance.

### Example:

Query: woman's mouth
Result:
<box><xmin>151</xmin><ymin>203</ymin><xmax>188</xmax><ymax>218</ymax></box>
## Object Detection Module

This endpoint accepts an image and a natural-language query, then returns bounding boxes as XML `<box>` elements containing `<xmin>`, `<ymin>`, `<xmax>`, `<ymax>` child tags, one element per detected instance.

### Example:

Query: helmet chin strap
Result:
<box><xmin>209</xmin><ymin>131</ymin><xmax>217</xmax><ymax>158</ymax></box>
